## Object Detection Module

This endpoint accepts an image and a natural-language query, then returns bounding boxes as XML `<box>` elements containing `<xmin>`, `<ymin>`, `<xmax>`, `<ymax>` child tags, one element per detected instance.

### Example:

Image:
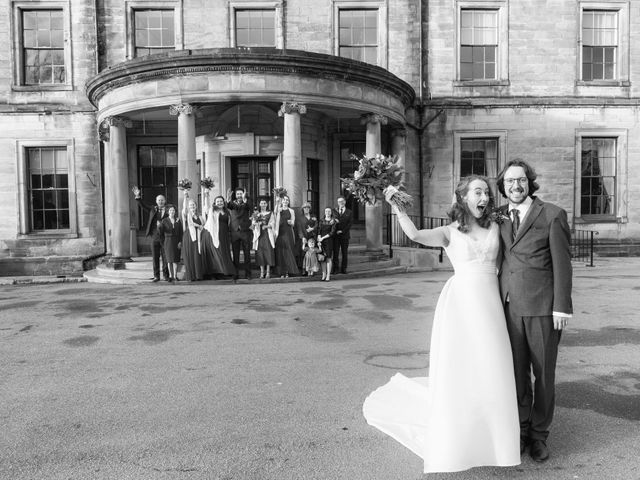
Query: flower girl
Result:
<box><xmin>302</xmin><ymin>237</ymin><xmax>321</xmax><ymax>277</ymax></box>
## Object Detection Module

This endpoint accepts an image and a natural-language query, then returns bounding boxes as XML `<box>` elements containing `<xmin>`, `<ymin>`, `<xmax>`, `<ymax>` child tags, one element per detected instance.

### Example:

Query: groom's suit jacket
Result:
<box><xmin>498</xmin><ymin>196</ymin><xmax>573</xmax><ymax>317</ymax></box>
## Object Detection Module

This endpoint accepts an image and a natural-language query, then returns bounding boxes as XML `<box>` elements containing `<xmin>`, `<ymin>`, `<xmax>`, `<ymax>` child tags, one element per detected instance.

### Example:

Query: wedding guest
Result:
<box><xmin>227</xmin><ymin>187</ymin><xmax>254</xmax><ymax>280</ymax></box>
<box><xmin>317</xmin><ymin>207</ymin><xmax>337</xmax><ymax>282</ymax></box>
<box><xmin>181</xmin><ymin>192</ymin><xmax>205</xmax><ymax>281</ymax></box>
<box><xmin>302</xmin><ymin>236</ymin><xmax>321</xmax><ymax>277</ymax></box>
<box><xmin>159</xmin><ymin>204</ymin><xmax>182</xmax><ymax>283</ymax></box>
<box><xmin>252</xmin><ymin>199</ymin><xmax>276</xmax><ymax>279</ymax></box>
<box><xmin>332</xmin><ymin>196</ymin><xmax>353</xmax><ymax>274</ymax></box>
<box><xmin>274</xmin><ymin>195</ymin><xmax>299</xmax><ymax>278</ymax></box>
<box><xmin>132</xmin><ymin>186</ymin><xmax>169</xmax><ymax>282</ymax></box>
<box><xmin>202</xmin><ymin>192</ymin><xmax>236</xmax><ymax>279</ymax></box>
<box><xmin>296</xmin><ymin>202</ymin><xmax>318</xmax><ymax>274</ymax></box>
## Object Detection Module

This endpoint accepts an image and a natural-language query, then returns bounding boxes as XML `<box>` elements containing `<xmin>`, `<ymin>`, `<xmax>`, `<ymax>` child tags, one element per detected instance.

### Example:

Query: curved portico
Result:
<box><xmin>86</xmin><ymin>48</ymin><xmax>416</xmax><ymax>262</ymax></box>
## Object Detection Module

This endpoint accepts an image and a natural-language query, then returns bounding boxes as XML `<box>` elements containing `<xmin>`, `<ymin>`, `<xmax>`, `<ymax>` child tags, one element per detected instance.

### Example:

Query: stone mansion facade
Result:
<box><xmin>1</xmin><ymin>0</ymin><xmax>639</xmax><ymax>275</ymax></box>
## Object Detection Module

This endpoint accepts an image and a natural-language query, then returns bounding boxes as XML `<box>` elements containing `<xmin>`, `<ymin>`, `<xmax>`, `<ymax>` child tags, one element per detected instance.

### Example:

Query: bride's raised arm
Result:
<box><xmin>385</xmin><ymin>187</ymin><xmax>450</xmax><ymax>248</ymax></box>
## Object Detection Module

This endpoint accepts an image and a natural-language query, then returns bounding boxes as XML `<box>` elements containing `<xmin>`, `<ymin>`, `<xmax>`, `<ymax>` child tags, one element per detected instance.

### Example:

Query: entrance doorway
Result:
<box><xmin>230</xmin><ymin>156</ymin><xmax>276</xmax><ymax>209</ymax></box>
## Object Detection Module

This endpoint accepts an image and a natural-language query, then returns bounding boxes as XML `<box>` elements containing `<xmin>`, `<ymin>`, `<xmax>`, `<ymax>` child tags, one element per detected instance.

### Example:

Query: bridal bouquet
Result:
<box><xmin>200</xmin><ymin>177</ymin><xmax>215</xmax><ymax>190</ymax></box>
<box><xmin>273</xmin><ymin>186</ymin><xmax>288</xmax><ymax>199</ymax></box>
<box><xmin>251</xmin><ymin>211</ymin><xmax>269</xmax><ymax>226</ymax></box>
<box><xmin>341</xmin><ymin>154</ymin><xmax>412</xmax><ymax>210</ymax></box>
<box><xmin>178</xmin><ymin>178</ymin><xmax>192</xmax><ymax>191</ymax></box>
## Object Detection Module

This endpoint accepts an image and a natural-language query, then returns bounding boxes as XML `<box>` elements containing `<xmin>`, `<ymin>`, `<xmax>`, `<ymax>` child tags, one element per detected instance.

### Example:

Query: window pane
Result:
<box><xmin>58</xmin><ymin>209</ymin><xmax>69</xmax><ymax>229</ymax></box>
<box><xmin>32</xmin><ymin>210</ymin><xmax>44</xmax><ymax>230</ymax></box>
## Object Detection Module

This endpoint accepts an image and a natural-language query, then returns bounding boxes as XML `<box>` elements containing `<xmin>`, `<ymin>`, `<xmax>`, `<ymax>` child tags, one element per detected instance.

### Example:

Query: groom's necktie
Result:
<box><xmin>510</xmin><ymin>209</ymin><xmax>520</xmax><ymax>240</ymax></box>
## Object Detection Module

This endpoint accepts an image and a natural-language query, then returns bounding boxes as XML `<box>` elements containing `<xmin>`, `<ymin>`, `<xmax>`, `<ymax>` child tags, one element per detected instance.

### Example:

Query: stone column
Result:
<box><xmin>278</xmin><ymin>102</ymin><xmax>307</xmax><ymax>207</ymax></box>
<box><xmin>362</xmin><ymin>113</ymin><xmax>388</xmax><ymax>252</ymax></box>
<box><xmin>98</xmin><ymin>120</ymin><xmax>112</xmax><ymax>255</ymax></box>
<box><xmin>170</xmin><ymin>103</ymin><xmax>199</xmax><ymax>201</ymax></box>
<box><xmin>391</xmin><ymin>128</ymin><xmax>407</xmax><ymax>169</ymax></box>
<box><xmin>106</xmin><ymin>116</ymin><xmax>133</xmax><ymax>263</ymax></box>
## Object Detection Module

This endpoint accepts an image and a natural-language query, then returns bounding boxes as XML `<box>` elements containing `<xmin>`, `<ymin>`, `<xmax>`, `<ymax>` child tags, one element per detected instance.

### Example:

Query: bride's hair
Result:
<box><xmin>447</xmin><ymin>175</ymin><xmax>495</xmax><ymax>233</ymax></box>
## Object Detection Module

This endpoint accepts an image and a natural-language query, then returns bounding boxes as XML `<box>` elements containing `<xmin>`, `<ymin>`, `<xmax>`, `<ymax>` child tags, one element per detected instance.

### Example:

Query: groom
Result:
<box><xmin>497</xmin><ymin>159</ymin><xmax>572</xmax><ymax>463</ymax></box>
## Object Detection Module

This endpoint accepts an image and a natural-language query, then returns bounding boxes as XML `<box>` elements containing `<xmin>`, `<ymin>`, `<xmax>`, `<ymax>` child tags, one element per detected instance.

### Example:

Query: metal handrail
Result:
<box><xmin>571</xmin><ymin>229</ymin><xmax>598</xmax><ymax>267</ymax></box>
<box><xmin>386</xmin><ymin>213</ymin><xmax>448</xmax><ymax>262</ymax></box>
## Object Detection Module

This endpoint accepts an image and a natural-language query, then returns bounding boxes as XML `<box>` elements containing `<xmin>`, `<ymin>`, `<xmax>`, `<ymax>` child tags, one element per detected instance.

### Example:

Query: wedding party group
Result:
<box><xmin>131</xmin><ymin>186</ymin><xmax>353</xmax><ymax>283</ymax></box>
<box><xmin>363</xmin><ymin>159</ymin><xmax>573</xmax><ymax>474</ymax></box>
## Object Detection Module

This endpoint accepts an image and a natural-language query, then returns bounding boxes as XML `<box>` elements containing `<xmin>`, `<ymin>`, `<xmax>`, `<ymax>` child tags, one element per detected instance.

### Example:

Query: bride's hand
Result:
<box><xmin>383</xmin><ymin>186</ymin><xmax>398</xmax><ymax>204</ymax></box>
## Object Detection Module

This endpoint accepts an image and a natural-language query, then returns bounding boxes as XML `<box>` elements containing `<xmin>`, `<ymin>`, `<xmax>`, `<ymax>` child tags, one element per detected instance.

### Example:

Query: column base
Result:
<box><xmin>104</xmin><ymin>256</ymin><xmax>132</xmax><ymax>270</ymax></box>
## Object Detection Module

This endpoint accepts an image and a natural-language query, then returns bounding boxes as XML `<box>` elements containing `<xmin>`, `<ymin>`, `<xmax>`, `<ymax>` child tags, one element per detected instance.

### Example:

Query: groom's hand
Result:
<box><xmin>553</xmin><ymin>315</ymin><xmax>569</xmax><ymax>330</ymax></box>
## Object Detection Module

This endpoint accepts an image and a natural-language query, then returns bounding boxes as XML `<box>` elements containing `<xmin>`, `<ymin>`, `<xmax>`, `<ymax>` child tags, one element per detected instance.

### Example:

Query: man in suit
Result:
<box><xmin>132</xmin><ymin>186</ymin><xmax>170</xmax><ymax>282</ymax></box>
<box><xmin>332</xmin><ymin>196</ymin><xmax>353</xmax><ymax>274</ymax></box>
<box><xmin>227</xmin><ymin>187</ymin><xmax>254</xmax><ymax>280</ymax></box>
<box><xmin>497</xmin><ymin>159</ymin><xmax>572</xmax><ymax>463</ymax></box>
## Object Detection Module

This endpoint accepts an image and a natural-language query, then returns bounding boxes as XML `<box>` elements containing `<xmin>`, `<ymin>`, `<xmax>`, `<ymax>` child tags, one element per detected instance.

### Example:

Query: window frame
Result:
<box><xmin>574</xmin><ymin>129</ymin><xmax>627</xmax><ymax>223</ymax></box>
<box><xmin>454</xmin><ymin>1</ymin><xmax>508</xmax><ymax>87</ymax></box>
<box><xmin>333</xmin><ymin>0</ymin><xmax>387</xmax><ymax>68</ymax></box>
<box><xmin>11</xmin><ymin>1</ymin><xmax>73</xmax><ymax>91</ymax></box>
<box><xmin>229</xmin><ymin>1</ymin><xmax>284</xmax><ymax>49</ymax></box>
<box><xmin>16</xmin><ymin>139</ymin><xmax>78</xmax><ymax>237</ymax></box>
<box><xmin>125</xmin><ymin>1</ymin><xmax>183</xmax><ymax>60</ymax></box>
<box><xmin>453</xmin><ymin>130</ymin><xmax>507</xmax><ymax>200</ymax></box>
<box><xmin>577</xmin><ymin>1</ymin><xmax>629</xmax><ymax>87</ymax></box>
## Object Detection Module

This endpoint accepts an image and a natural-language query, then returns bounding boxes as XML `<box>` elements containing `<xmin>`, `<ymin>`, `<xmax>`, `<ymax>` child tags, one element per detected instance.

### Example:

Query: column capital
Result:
<box><xmin>170</xmin><ymin>103</ymin><xmax>200</xmax><ymax>116</ymax></box>
<box><xmin>278</xmin><ymin>102</ymin><xmax>307</xmax><ymax>117</ymax></box>
<box><xmin>391</xmin><ymin>128</ymin><xmax>407</xmax><ymax>138</ymax></box>
<box><xmin>360</xmin><ymin>113</ymin><xmax>388</xmax><ymax>126</ymax></box>
<box><xmin>99</xmin><ymin>116</ymin><xmax>132</xmax><ymax>141</ymax></box>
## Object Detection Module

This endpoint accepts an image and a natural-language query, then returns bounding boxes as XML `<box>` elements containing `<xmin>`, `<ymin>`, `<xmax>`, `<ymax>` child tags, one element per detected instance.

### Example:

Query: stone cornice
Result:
<box><xmin>85</xmin><ymin>48</ymin><xmax>416</xmax><ymax>108</ymax></box>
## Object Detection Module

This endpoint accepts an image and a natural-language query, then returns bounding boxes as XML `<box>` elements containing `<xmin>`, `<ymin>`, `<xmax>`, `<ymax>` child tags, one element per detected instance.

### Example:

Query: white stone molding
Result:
<box><xmin>360</xmin><ymin>113</ymin><xmax>388</xmax><ymax>126</ymax></box>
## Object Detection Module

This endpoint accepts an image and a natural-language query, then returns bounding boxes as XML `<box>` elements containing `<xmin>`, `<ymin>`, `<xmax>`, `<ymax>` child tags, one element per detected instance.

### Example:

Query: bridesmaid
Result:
<box><xmin>202</xmin><ymin>192</ymin><xmax>236</xmax><ymax>279</ymax></box>
<box><xmin>181</xmin><ymin>191</ymin><xmax>205</xmax><ymax>281</ymax></box>
<box><xmin>273</xmin><ymin>195</ymin><xmax>299</xmax><ymax>278</ymax></box>
<box><xmin>252</xmin><ymin>199</ymin><xmax>276</xmax><ymax>279</ymax></box>
<box><xmin>160</xmin><ymin>204</ymin><xmax>182</xmax><ymax>282</ymax></box>
<box><xmin>317</xmin><ymin>207</ymin><xmax>337</xmax><ymax>282</ymax></box>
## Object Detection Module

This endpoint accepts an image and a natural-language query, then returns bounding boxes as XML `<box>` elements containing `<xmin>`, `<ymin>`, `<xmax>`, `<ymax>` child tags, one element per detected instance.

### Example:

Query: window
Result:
<box><xmin>133</xmin><ymin>9</ymin><xmax>175</xmax><ymax>57</ymax></box>
<box><xmin>460</xmin><ymin>10</ymin><xmax>497</xmax><ymax>81</ymax></box>
<box><xmin>22</xmin><ymin>10</ymin><xmax>64</xmax><ymax>84</ymax></box>
<box><xmin>460</xmin><ymin>138</ymin><xmax>499</xmax><ymax>179</ymax></box>
<box><xmin>230</xmin><ymin>2</ymin><xmax>283</xmax><ymax>48</ymax></box>
<box><xmin>137</xmin><ymin>145</ymin><xmax>178</xmax><ymax>228</ymax></box>
<box><xmin>455</xmin><ymin>1</ymin><xmax>507</xmax><ymax>86</ymax></box>
<box><xmin>574</xmin><ymin>129</ymin><xmax>627</xmax><ymax>222</ymax></box>
<box><xmin>580</xmin><ymin>138</ymin><xmax>616</xmax><ymax>216</ymax></box>
<box><xmin>582</xmin><ymin>10</ymin><xmax>617</xmax><ymax>81</ymax></box>
<box><xmin>306</xmin><ymin>159</ymin><xmax>320</xmax><ymax>218</ymax></box>
<box><xmin>453</xmin><ymin>131</ymin><xmax>507</xmax><ymax>197</ymax></box>
<box><xmin>27</xmin><ymin>147</ymin><xmax>69</xmax><ymax>231</ymax></box>
<box><xmin>338</xmin><ymin>9</ymin><xmax>378</xmax><ymax>64</ymax></box>
<box><xmin>235</xmin><ymin>9</ymin><xmax>275</xmax><ymax>47</ymax></box>
<box><xmin>125</xmin><ymin>2</ymin><xmax>182</xmax><ymax>59</ymax></box>
<box><xmin>578</xmin><ymin>2</ymin><xmax>629</xmax><ymax>86</ymax></box>
<box><xmin>12</xmin><ymin>3</ymin><xmax>71</xmax><ymax>89</ymax></box>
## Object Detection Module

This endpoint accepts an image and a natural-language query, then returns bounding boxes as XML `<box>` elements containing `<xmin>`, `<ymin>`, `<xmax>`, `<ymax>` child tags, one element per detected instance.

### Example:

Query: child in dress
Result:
<box><xmin>302</xmin><ymin>237</ymin><xmax>321</xmax><ymax>277</ymax></box>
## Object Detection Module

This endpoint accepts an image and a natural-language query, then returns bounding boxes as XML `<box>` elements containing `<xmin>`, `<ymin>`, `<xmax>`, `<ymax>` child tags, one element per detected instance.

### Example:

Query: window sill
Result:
<box><xmin>12</xmin><ymin>84</ymin><xmax>74</xmax><ymax>92</ymax></box>
<box><xmin>18</xmin><ymin>232</ymin><xmax>79</xmax><ymax>240</ymax></box>
<box><xmin>574</xmin><ymin>216</ymin><xmax>621</xmax><ymax>224</ymax></box>
<box><xmin>575</xmin><ymin>80</ymin><xmax>631</xmax><ymax>87</ymax></box>
<box><xmin>453</xmin><ymin>80</ymin><xmax>510</xmax><ymax>87</ymax></box>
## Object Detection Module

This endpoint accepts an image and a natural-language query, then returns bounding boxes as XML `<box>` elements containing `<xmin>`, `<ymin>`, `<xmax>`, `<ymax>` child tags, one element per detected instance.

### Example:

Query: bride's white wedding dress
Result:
<box><xmin>363</xmin><ymin>223</ymin><xmax>520</xmax><ymax>473</ymax></box>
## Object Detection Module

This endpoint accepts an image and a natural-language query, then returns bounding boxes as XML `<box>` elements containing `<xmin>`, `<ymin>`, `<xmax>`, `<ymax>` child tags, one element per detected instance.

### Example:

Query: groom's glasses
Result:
<box><xmin>504</xmin><ymin>177</ymin><xmax>528</xmax><ymax>186</ymax></box>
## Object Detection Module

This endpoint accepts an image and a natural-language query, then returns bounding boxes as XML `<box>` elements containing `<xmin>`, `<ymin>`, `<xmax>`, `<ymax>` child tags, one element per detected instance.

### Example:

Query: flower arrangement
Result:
<box><xmin>178</xmin><ymin>178</ymin><xmax>192</xmax><ymax>191</ymax></box>
<box><xmin>251</xmin><ymin>211</ymin><xmax>270</xmax><ymax>226</ymax></box>
<box><xmin>488</xmin><ymin>208</ymin><xmax>510</xmax><ymax>225</ymax></box>
<box><xmin>273</xmin><ymin>186</ymin><xmax>288</xmax><ymax>199</ymax></box>
<box><xmin>340</xmin><ymin>154</ymin><xmax>412</xmax><ymax>210</ymax></box>
<box><xmin>200</xmin><ymin>177</ymin><xmax>215</xmax><ymax>190</ymax></box>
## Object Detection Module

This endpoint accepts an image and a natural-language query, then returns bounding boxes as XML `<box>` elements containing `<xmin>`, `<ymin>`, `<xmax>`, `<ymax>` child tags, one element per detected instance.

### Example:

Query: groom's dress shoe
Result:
<box><xmin>530</xmin><ymin>440</ymin><xmax>549</xmax><ymax>462</ymax></box>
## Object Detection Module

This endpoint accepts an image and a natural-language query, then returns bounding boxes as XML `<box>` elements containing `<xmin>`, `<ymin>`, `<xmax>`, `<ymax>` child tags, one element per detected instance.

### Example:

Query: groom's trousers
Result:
<box><xmin>505</xmin><ymin>302</ymin><xmax>562</xmax><ymax>442</ymax></box>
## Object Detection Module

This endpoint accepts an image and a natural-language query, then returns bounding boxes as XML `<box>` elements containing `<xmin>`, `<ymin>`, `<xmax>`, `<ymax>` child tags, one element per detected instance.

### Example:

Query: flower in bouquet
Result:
<box><xmin>273</xmin><ymin>186</ymin><xmax>288</xmax><ymax>199</ymax></box>
<box><xmin>340</xmin><ymin>154</ymin><xmax>412</xmax><ymax>211</ymax></box>
<box><xmin>251</xmin><ymin>211</ymin><xmax>269</xmax><ymax>226</ymax></box>
<box><xmin>178</xmin><ymin>178</ymin><xmax>192</xmax><ymax>191</ymax></box>
<box><xmin>200</xmin><ymin>176</ymin><xmax>215</xmax><ymax>190</ymax></box>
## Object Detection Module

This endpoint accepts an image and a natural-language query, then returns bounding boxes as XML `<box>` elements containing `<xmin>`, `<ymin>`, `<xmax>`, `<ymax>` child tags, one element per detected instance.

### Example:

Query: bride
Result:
<box><xmin>363</xmin><ymin>176</ymin><xmax>520</xmax><ymax>473</ymax></box>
